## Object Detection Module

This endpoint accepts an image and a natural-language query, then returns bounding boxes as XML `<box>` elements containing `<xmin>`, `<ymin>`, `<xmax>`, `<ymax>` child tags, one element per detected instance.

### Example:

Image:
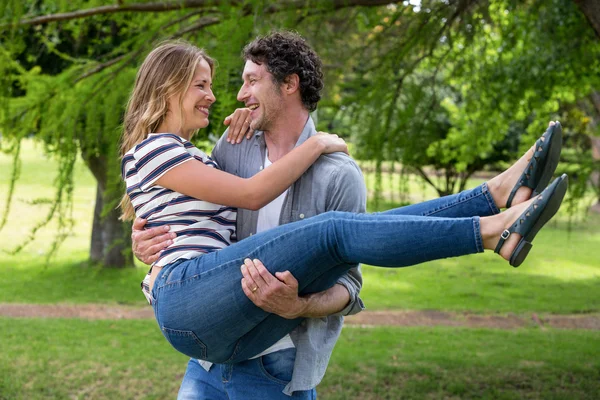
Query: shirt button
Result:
<box><xmin>299</xmin><ymin>213</ymin><xmax>305</xmax><ymax>219</ymax></box>
<box><xmin>249</xmin><ymin>233</ymin><xmax>253</xmax><ymax>236</ymax></box>
<box><xmin>259</xmin><ymin>166</ymin><xmax>263</xmax><ymax>170</ymax></box>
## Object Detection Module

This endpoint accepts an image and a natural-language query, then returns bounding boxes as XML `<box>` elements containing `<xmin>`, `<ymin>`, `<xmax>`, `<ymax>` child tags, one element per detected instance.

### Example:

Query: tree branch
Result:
<box><xmin>574</xmin><ymin>0</ymin><xmax>600</xmax><ymax>40</ymax></box>
<box><xmin>411</xmin><ymin>166</ymin><xmax>442</xmax><ymax>194</ymax></box>
<box><xmin>74</xmin><ymin>10</ymin><xmax>216</xmax><ymax>82</ymax></box>
<box><xmin>3</xmin><ymin>0</ymin><xmax>221</xmax><ymax>28</ymax></box>
<box><xmin>170</xmin><ymin>15</ymin><xmax>220</xmax><ymax>38</ymax></box>
<box><xmin>2</xmin><ymin>0</ymin><xmax>404</xmax><ymax>29</ymax></box>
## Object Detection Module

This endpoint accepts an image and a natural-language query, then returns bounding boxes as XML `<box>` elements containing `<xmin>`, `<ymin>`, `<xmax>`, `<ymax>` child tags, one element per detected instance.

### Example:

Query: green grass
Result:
<box><xmin>0</xmin><ymin>318</ymin><xmax>188</xmax><ymax>400</ymax></box>
<box><xmin>1</xmin><ymin>318</ymin><xmax>598</xmax><ymax>399</ymax></box>
<box><xmin>322</xmin><ymin>326</ymin><xmax>600</xmax><ymax>400</ymax></box>
<box><xmin>0</xmin><ymin>255</ymin><xmax>149</xmax><ymax>305</ymax></box>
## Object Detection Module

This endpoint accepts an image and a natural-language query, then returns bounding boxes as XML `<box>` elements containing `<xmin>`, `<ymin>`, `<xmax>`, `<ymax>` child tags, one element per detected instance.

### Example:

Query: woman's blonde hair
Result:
<box><xmin>119</xmin><ymin>40</ymin><xmax>215</xmax><ymax>221</ymax></box>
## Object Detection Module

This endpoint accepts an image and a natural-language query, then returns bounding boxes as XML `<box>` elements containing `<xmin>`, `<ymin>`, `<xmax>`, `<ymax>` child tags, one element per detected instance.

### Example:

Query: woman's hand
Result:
<box><xmin>223</xmin><ymin>108</ymin><xmax>254</xmax><ymax>144</ymax></box>
<box><xmin>312</xmin><ymin>131</ymin><xmax>348</xmax><ymax>155</ymax></box>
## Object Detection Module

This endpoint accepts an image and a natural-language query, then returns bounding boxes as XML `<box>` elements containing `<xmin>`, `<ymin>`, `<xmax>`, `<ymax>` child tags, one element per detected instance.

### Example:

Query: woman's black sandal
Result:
<box><xmin>506</xmin><ymin>122</ymin><xmax>563</xmax><ymax>208</ymax></box>
<box><xmin>495</xmin><ymin>174</ymin><xmax>568</xmax><ymax>267</ymax></box>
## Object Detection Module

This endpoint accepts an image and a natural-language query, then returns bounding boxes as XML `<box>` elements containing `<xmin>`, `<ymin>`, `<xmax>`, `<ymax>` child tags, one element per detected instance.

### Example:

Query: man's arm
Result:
<box><xmin>324</xmin><ymin>160</ymin><xmax>367</xmax><ymax>316</ymax></box>
<box><xmin>241</xmin><ymin>158</ymin><xmax>367</xmax><ymax>318</ymax></box>
<box><xmin>241</xmin><ymin>258</ymin><xmax>350</xmax><ymax>319</ymax></box>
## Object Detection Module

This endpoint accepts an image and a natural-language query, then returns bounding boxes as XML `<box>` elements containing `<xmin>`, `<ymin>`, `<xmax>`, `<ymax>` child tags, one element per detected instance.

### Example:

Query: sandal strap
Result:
<box><xmin>494</xmin><ymin>229</ymin><xmax>511</xmax><ymax>253</ymax></box>
<box><xmin>495</xmin><ymin>193</ymin><xmax>544</xmax><ymax>254</ymax></box>
<box><xmin>506</xmin><ymin>133</ymin><xmax>549</xmax><ymax>208</ymax></box>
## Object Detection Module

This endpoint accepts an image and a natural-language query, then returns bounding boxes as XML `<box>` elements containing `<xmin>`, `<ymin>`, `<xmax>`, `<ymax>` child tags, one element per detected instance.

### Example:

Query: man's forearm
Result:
<box><xmin>297</xmin><ymin>284</ymin><xmax>350</xmax><ymax>318</ymax></box>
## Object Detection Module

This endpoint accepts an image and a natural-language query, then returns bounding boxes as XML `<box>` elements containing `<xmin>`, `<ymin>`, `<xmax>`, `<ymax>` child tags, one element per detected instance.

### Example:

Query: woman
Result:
<box><xmin>120</xmin><ymin>41</ymin><xmax>568</xmax><ymax>364</ymax></box>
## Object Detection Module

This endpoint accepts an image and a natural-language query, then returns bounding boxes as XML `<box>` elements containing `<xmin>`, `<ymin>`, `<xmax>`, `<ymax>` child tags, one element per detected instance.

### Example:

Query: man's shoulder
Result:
<box><xmin>313</xmin><ymin>152</ymin><xmax>363</xmax><ymax>178</ymax></box>
<box><xmin>211</xmin><ymin>129</ymin><xmax>261</xmax><ymax>170</ymax></box>
<box><xmin>213</xmin><ymin>129</ymin><xmax>259</xmax><ymax>155</ymax></box>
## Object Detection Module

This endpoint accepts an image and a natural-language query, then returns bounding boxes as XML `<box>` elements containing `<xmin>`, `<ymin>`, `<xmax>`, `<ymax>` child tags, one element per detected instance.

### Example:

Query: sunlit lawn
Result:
<box><xmin>1</xmin><ymin>318</ymin><xmax>599</xmax><ymax>400</ymax></box>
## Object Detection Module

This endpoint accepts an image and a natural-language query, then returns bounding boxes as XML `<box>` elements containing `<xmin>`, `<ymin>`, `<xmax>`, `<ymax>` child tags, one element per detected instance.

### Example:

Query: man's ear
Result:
<box><xmin>283</xmin><ymin>74</ymin><xmax>300</xmax><ymax>94</ymax></box>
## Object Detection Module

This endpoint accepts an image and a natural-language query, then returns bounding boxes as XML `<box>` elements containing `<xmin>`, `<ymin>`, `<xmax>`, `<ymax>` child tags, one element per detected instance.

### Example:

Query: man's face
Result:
<box><xmin>237</xmin><ymin>60</ymin><xmax>284</xmax><ymax>131</ymax></box>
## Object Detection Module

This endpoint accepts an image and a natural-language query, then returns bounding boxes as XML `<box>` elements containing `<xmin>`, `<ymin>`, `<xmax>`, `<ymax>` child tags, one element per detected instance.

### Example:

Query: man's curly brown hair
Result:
<box><xmin>242</xmin><ymin>31</ymin><xmax>324</xmax><ymax>112</ymax></box>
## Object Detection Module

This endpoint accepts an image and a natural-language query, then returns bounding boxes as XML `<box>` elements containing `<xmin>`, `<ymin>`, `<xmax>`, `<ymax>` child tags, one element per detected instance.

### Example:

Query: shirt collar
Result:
<box><xmin>253</xmin><ymin>116</ymin><xmax>317</xmax><ymax>148</ymax></box>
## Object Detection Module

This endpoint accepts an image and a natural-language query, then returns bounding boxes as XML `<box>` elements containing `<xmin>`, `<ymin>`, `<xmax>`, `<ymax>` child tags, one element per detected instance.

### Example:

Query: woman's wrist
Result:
<box><xmin>308</xmin><ymin>135</ymin><xmax>326</xmax><ymax>154</ymax></box>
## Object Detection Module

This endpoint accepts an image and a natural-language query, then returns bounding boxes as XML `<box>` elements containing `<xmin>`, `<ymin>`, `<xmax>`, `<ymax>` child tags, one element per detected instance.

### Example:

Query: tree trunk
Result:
<box><xmin>87</xmin><ymin>153</ymin><xmax>133</xmax><ymax>268</ymax></box>
<box><xmin>589</xmin><ymin>136</ymin><xmax>600</xmax><ymax>213</ymax></box>
<box><xmin>588</xmin><ymin>91</ymin><xmax>600</xmax><ymax>213</ymax></box>
<box><xmin>575</xmin><ymin>0</ymin><xmax>600</xmax><ymax>39</ymax></box>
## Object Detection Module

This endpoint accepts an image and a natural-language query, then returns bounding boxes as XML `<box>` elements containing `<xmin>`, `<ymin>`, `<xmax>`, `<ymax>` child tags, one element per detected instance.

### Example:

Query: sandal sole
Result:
<box><xmin>510</xmin><ymin>174</ymin><xmax>568</xmax><ymax>267</ymax></box>
<box><xmin>531</xmin><ymin>123</ymin><xmax>563</xmax><ymax>196</ymax></box>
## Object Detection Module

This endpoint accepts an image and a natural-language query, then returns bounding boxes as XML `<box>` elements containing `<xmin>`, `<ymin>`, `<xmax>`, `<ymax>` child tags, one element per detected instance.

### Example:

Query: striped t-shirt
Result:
<box><xmin>121</xmin><ymin>133</ymin><xmax>237</xmax><ymax>304</ymax></box>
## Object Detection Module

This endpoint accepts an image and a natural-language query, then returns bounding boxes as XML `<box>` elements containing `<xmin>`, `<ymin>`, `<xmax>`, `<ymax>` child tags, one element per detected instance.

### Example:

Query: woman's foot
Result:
<box><xmin>487</xmin><ymin>144</ymin><xmax>537</xmax><ymax>209</ymax></box>
<box><xmin>481</xmin><ymin>174</ymin><xmax>568</xmax><ymax>266</ymax></box>
<box><xmin>480</xmin><ymin>197</ymin><xmax>534</xmax><ymax>260</ymax></box>
<box><xmin>487</xmin><ymin>121</ymin><xmax>560</xmax><ymax>209</ymax></box>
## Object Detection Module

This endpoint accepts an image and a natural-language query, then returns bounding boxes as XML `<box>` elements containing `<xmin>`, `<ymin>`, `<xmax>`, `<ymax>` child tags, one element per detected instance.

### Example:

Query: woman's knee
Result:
<box><xmin>319</xmin><ymin>210</ymin><xmax>349</xmax><ymax>222</ymax></box>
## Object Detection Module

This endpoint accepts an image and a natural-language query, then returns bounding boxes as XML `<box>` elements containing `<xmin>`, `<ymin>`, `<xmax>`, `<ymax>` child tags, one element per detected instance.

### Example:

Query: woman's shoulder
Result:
<box><xmin>124</xmin><ymin>133</ymin><xmax>192</xmax><ymax>156</ymax></box>
<box><xmin>140</xmin><ymin>133</ymin><xmax>190</xmax><ymax>149</ymax></box>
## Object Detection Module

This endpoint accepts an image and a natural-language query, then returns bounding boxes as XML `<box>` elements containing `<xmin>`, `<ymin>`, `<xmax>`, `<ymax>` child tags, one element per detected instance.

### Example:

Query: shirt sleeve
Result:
<box><xmin>133</xmin><ymin>135</ymin><xmax>194</xmax><ymax>191</ymax></box>
<box><xmin>326</xmin><ymin>159</ymin><xmax>368</xmax><ymax>316</ymax></box>
<box><xmin>210</xmin><ymin>129</ymin><xmax>230</xmax><ymax>171</ymax></box>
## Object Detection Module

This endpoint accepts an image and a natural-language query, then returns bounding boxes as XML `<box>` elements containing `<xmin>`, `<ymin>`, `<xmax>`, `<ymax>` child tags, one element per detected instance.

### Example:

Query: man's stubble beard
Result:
<box><xmin>254</xmin><ymin>87</ymin><xmax>284</xmax><ymax>132</ymax></box>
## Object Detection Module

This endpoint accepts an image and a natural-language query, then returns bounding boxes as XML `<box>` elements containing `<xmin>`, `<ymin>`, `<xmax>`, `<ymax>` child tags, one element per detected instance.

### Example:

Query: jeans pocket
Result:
<box><xmin>258</xmin><ymin>348</ymin><xmax>297</xmax><ymax>385</ymax></box>
<box><xmin>162</xmin><ymin>327</ymin><xmax>207</xmax><ymax>360</ymax></box>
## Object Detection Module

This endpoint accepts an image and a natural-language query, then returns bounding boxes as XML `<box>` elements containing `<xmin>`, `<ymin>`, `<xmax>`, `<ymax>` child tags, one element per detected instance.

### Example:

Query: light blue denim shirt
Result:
<box><xmin>210</xmin><ymin>116</ymin><xmax>367</xmax><ymax>395</ymax></box>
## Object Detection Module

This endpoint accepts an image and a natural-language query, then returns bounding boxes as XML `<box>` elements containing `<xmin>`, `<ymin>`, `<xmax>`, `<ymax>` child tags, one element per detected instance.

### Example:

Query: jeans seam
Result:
<box><xmin>223</xmin><ymin>337</ymin><xmax>244</xmax><ymax>363</ymax></box>
<box><xmin>257</xmin><ymin>357</ymin><xmax>292</xmax><ymax>386</ymax></box>
<box><xmin>472</xmin><ymin>216</ymin><xmax>484</xmax><ymax>253</ymax></box>
<box><xmin>481</xmin><ymin>182</ymin><xmax>501</xmax><ymax>215</ymax></box>
<box><xmin>153</xmin><ymin>259</ymin><xmax>187</xmax><ymax>290</ymax></box>
<box><xmin>423</xmin><ymin>188</ymin><xmax>484</xmax><ymax>216</ymax></box>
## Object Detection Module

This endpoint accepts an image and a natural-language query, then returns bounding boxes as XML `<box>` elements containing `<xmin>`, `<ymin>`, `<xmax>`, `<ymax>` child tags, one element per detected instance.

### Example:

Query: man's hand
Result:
<box><xmin>240</xmin><ymin>258</ymin><xmax>307</xmax><ymax>319</ymax></box>
<box><xmin>131</xmin><ymin>217</ymin><xmax>176</xmax><ymax>265</ymax></box>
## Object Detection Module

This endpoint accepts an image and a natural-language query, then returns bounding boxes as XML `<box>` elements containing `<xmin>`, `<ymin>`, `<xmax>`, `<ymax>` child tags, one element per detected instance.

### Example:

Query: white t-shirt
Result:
<box><xmin>251</xmin><ymin>150</ymin><xmax>295</xmax><ymax>359</ymax></box>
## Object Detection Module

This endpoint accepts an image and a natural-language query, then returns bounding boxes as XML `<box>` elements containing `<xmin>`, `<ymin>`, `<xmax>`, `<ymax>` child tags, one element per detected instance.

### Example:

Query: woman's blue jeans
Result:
<box><xmin>152</xmin><ymin>183</ymin><xmax>499</xmax><ymax>364</ymax></box>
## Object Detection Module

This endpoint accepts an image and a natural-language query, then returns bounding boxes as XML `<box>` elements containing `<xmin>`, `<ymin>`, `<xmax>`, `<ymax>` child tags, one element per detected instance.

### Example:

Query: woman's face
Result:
<box><xmin>168</xmin><ymin>59</ymin><xmax>215</xmax><ymax>138</ymax></box>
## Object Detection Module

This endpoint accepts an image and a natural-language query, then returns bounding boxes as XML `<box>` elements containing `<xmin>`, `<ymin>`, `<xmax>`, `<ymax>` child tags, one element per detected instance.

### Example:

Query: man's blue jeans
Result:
<box><xmin>178</xmin><ymin>349</ymin><xmax>316</xmax><ymax>399</ymax></box>
<box><xmin>152</xmin><ymin>183</ymin><xmax>499</xmax><ymax>365</ymax></box>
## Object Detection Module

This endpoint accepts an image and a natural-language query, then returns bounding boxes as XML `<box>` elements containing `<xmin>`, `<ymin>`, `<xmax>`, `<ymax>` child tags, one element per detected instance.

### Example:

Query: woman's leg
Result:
<box><xmin>153</xmin><ymin>210</ymin><xmax>490</xmax><ymax>364</ymax></box>
<box><xmin>379</xmin><ymin>183</ymin><xmax>500</xmax><ymax>218</ymax></box>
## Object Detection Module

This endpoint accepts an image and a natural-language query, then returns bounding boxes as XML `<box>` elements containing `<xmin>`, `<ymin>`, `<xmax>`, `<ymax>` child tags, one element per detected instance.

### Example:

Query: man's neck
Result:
<box><xmin>263</xmin><ymin>109</ymin><xmax>310</xmax><ymax>162</ymax></box>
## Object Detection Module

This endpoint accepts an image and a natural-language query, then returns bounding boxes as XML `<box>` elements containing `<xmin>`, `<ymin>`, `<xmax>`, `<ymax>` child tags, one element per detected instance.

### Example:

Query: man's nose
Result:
<box><xmin>237</xmin><ymin>84</ymin><xmax>248</xmax><ymax>103</ymax></box>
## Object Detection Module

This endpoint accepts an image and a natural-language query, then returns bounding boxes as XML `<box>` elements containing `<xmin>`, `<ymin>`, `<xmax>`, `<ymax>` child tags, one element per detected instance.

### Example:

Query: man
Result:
<box><xmin>132</xmin><ymin>31</ymin><xmax>367</xmax><ymax>398</ymax></box>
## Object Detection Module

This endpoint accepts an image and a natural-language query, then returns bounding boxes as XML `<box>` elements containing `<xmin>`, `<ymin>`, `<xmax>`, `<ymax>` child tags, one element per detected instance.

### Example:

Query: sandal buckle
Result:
<box><xmin>501</xmin><ymin>230</ymin><xmax>511</xmax><ymax>240</ymax></box>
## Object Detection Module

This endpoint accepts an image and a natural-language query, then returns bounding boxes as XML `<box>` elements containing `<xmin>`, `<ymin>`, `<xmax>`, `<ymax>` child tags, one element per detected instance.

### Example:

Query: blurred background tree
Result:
<box><xmin>1</xmin><ymin>0</ymin><xmax>599</xmax><ymax>268</ymax></box>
